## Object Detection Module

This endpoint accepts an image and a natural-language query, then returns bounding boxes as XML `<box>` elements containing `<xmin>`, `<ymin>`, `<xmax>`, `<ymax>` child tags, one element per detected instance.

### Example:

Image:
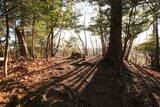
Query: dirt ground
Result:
<box><xmin>0</xmin><ymin>56</ymin><xmax>160</xmax><ymax>107</ymax></box>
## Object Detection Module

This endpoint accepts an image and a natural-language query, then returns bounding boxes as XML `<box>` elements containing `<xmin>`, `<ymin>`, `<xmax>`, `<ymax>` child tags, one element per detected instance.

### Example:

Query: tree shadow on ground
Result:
<box><xmin>4</xmin><ymin>56</ymin><xmax>160</xmax><ymax>107</ymax></box>
<box><xmin>5</xmin><ymin>57</ymin><xmax>101</xmax><ymax>107</ymax></box>
<box><xmin>80</xmin><ymin>62</ymin><xmax>160</xmax><ymax>107</ymax></box>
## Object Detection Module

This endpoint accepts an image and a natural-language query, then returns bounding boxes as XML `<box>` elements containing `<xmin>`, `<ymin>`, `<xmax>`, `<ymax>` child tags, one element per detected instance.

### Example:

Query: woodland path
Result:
<box><xmin>0</xmin><ymin>56</ymin><xmax>101</xmax><ymax>106</ymax></box>
<box><xmin>0</xmin><ymin>56</ymin><xmax>160</xmax><ymax>107</ymax></box>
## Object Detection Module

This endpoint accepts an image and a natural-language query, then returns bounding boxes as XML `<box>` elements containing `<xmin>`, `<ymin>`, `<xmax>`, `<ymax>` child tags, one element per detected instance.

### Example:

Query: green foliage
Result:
<box><xmin>64</xmin><ymin>36</ymin><xmax>80</xmax><ymax>52</ymax></box>
<box><xmin>0</xmin><ymin>0</ymin><xmax>81</xmax><ymax>58</ymax></box>
<box><xmin>135</xmin><ymin>34</ymin><xmax>158</xmax><ymax>54</ymax></box>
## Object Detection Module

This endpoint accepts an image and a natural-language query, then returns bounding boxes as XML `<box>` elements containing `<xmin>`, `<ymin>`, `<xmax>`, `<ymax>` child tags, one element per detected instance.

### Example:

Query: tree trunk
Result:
<box><xmin>84</xmin><ymin>15</ymin><xmax>88</xmax><ymax>56</ymax></box>
<box><xmin>155</xmin><ymin>16</ymin><xmax>159</xmax><ymax>70</ymax></box>
<box><xmin>40</xmin><ymin>40</ymin><xmax>43</xmax><ymax>58</ymax></box>
<box><xmin>50</xmin><ymin>31</ymin><xmax>54</xmax><ymax>57</ymax></box>
<box><xmin>46</xmin><ymin>35</ymin><xmax>51</xmax><ymax>59</ymax></box>
<box><xmin>122</xmin><ymin>3</ymin><xmax>137</xmax><ymax>59</ymax></box>
<box><xmin>31</xmin><ymin>16</ymin><xmax>36</xmax><ymax>59</ymax></box>
<box><xmin>122</xmin><ymin>38</ymin><xmax>128</xmax><ymax>58</ymax></box>
<box><xmin>124</xmin><ymin>40</ymin><xmax>133</xmax><ymax>60</ymax></box>
<box><xmin>89</xmin><ymin>34</ymin><xmax>95</xmax><ymax>55</ymax></box>
<box><xmin>103</xmin><ymin>0</ymin><xmax>123</xmax><ymax>71</ymax></box>
<box><xmin>53</xmin><ymin>34</ymin><xmax>61</xmax><ymax>57</ymax></box>
<box><xmin>100</xmin><ymin>35</ymin><xmax>106</xmax><ymax>56</ymax></box>
<box><xmin>45</xmin><ymin>26</ymin><xmax>60</xmax><ymax>59</ymax></box>
<box><xmin>99</xmin><ymin>5</ymin><xmax>106</xmax><ymax>56</ymax></box>
<box><xmin>50</xmin><ymin>30</ymin><xmax>62</xmax><ymax>57</ymax></box>
<box><xmin>76</xmin><ymin>32</ymin><xmax>85</xmax><ymax>54</ymax></box>
<box><xmin>95</xmin><ymin>38</ymin><xmax>99</xmax><ymax>55</ymax></box>
<box><xmin>3</xmin><ymin>0</ymin><xmax>9</xmax><ymax>77</ymax></box>
<box><xmin>45</xmin><ymin>25</ymin><xmax>55</xmax><ymax>59</ymax></box>
<box><xmin>15</xmin><ymin>27</ymin><xmax>29</xmax><ymax>58</ymax></box>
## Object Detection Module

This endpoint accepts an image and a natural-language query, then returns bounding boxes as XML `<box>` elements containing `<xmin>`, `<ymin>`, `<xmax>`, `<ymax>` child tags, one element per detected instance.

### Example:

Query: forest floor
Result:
<box><xmin>0</xmin><ymin>56</ymin><xmax>159</xmax><ymax>107</ymax></box>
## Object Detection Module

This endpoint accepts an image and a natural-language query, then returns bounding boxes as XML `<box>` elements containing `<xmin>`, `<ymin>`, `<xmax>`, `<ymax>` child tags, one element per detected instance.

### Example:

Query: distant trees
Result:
<box><xmin>0</xmin><ymin>0</ymin><xmax>80</xmax><ymax>76</ymax></box>
<box><xmin>135</xmin><ymin>1</ymin><xmax>160</xmax><ymax>70</ymax></box>
<box><xmin>135</xmin><ymin>34</ymin><xmax>159</xmax><ymax>69</ymax></box>
<box><xmin>88</xmin><ymin>3</ymin><xmax>109</xmax><ymax>56</ymax></box>
<box><xmin>1</xmin><ymin>0</ymin><xmax>160</xmax><ymax>76</ymax></box>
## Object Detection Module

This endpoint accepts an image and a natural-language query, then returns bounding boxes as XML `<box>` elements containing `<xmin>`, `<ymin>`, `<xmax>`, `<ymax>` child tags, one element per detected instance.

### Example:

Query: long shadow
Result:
<box><xmin>74</xmin><ymin>66</ymin><xmax>97</xmax><ymax>92</ymax></box>
<box><xmin>5</xmin><ymin>56</ymin><xmax>102</xmax><ymax>107</ymax></box>
<box><xmin>67</xmin><ymin>66</ymin><xmax>91</xmax><ymax>82</ymax></box>
<box><xmin>69</xmin><ymin>66</ymin><xmax>94</xmax><ymax>86</ymax></box>
<box><xmin>21</xmin><ymin>58</ymin><xmax>84</xmax><ymax>78</ymax></box>
<box><xmin>0</xmin><ymin>58</ymin><xmax>85</xmax><ymax>87</ymax></box>
<box><xmin>129</xmin><ymin>62</ymin><xmax>160</xmax><ymax>99</ymax></box>
<box><xmin>58</xmin><ymin>56</ymin><xmax>101</xmax><ymax>80</ymax></box>
<box><xmin>79</xmin><ymin>61</ymin><xmax>160</xmax><ymax>107</ymax></box>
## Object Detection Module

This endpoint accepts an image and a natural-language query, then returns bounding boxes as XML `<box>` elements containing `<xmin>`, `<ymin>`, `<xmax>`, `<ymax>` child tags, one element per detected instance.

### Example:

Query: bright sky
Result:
<box><xmin>8</xmin><ymin>1</ymin><xmax>159</xmax><ymax>50</ymax></box>
<box><xmin>134</xmin><ymin>25</ymin><xmax>160</xmax><ymax>45</ymax></box>
<box><xmin>61</xmin><ymin>1</ymin><xmax>101</xmax><ymax>49</ymax></box>
<box><xmin>73</xmin><ymin>1</ymin><xmax>160</xmax><ymax>48</ymax></box>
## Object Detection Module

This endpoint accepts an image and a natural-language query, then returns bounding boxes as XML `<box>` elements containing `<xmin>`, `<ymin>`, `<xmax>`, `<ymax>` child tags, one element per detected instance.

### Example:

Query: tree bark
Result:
<box><xmin>45</xmin><ymin>28</ymin><xmax>52</xmax><ymax>59</ymax></box>
<box><xmin>124</xmin><ymin>40</ymin><xmax>133</xmax><ymax>60</ymax></box>
<box><xmin>50</xmin><ymin>31</ymin><xmax>54</xmax><ymax>57</ymax></box>
<box><xmin>99</xmin><ymin>5</ymin><xmax>106</xmax><ymax>56</ymax></box>
<box><xmin>100</xmin><ymin>35</ymin><xmax>106</xmax><ymax>56</ymax></box>
<box><xmin>3</xmin><ymin>0</ymin><xmax>9</xmax><ymax>77</ymax></box>
<box><xmin>89</xmin><ymin>34</ymin><xmax>95</xmax><ymax>55</ymax></box>
<box><xmin>103</xmin><ymin>0</ymin><xmax>123</xmax><ymax>71</ymax></box>
<box><xmin>122</xmin><ymin>2</ymin><xmax>137</xmax><ymax>58</ymax></box>
<box><xmin>45</xmin><ymin>24</ymin><xmax>59</xmax><ymax>59</ymax></box>
<box><xmin>53</xmin><ymin>34</ymin><xmax>61</xmax><ymax>57</ymax></box>
<box><xmin>15</xmin><ymin>27</ymin><xmax>29</xmax><ymax>58</ymax></box>
<box><xmin>76</xmin><ymin>32</ymin><xmax>85</xmax><ymax>54</ymax></box>
<box><xmin>155</xmin><ymin>15</ymin><xmax>159</xmax><ymax>70</ymax></box>
<box><xmin>31</xmin><ymin>16</ymin><xmax>36</xmax><ymax>59</ymax></box>
<box><xmin>40</xmin><ymin>40</ymin><xmax>43</xmax><ymax>58</ymax></box>
<box><xmin>84</xmin><ymin>15</ymin><xmax>88</xmax><ymax>56</ymax></box>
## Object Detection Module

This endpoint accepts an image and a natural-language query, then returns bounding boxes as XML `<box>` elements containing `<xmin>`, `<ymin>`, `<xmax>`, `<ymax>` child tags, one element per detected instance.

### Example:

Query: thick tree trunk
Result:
<box><xmin>4</xmin><ymin>0</ymin><xmax>9</xmax><ymax>77</ymax></box>
<box><xmin>155</xmin><ymin>16</ymin><xmax>159</xmax><ymax>70</ymax></box>
<box><xmin>15</xmin><ymin>27</ymin><xmax>29</xmax><ymax>58</ymax></box>
<box><xmin>103</xmin><ymin>0</ymin><xmax>123</xmax><ymax>71</ymax></box>
<box><xmin>152</xmin><ymin>16</ymin><xmax>159</xmax><ymax>70</ymax></box>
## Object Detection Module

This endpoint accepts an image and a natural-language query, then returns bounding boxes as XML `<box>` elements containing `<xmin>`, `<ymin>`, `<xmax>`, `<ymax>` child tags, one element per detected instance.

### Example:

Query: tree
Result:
<box><xmin>103</xmin><ymin>0</ymin><xmax>123</xmax><ymax>71</ymax></box>
<box><xmin>3</xmin><ymin>0</ymin><xmax>10</xmax><ymax>77</ymax></box>
<box><xmin>88</xmin><ymin>3</ymin><xmax>110</xmax><ymax>56</ymax></box>
<box><xmin>135</xmin><ymin>34</ymin><xmax>160</xmax><ymax>68</ymax></box>
<box><xmin>15</xmin><ymin>27</ymin><xmax>29</xmax><ymax>58</ymax></box>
